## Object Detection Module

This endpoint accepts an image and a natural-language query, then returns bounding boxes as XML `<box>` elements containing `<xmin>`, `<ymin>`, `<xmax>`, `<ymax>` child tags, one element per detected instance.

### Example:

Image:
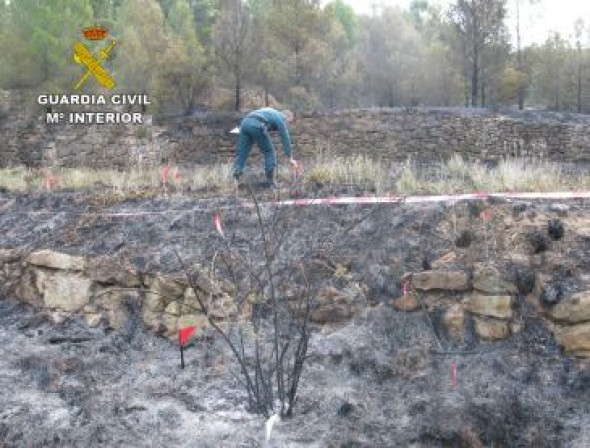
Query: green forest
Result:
<box><xmin>1</xmin><ymin>0</ymin><xmax>589</xmax><ymax>115</ymax></box>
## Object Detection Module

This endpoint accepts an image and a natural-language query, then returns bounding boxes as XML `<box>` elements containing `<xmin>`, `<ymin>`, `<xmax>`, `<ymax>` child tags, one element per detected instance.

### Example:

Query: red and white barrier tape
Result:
<box><xmin>3</xmin><ymin>191</ymin><xmax>589</xmax><ymax>217</ymax></box>
<box><xmin>273</xmin><ymin>191</ymin><xmax>590</xmax><ymax>207</ymax></box>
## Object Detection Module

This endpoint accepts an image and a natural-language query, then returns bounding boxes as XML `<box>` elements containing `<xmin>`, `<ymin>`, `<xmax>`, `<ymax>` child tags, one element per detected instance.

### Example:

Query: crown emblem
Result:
<box><xmin>83</xmin><ymin>25</ymin><xmax>108</xmax><ymax>41</ymax></box>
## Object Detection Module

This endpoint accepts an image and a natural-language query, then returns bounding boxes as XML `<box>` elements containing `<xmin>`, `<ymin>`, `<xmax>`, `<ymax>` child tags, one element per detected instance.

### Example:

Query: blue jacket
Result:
<box><xmin>244</xmin><ymin>107</ymin><xmax>292</xmax><ymax>157</ymax></box>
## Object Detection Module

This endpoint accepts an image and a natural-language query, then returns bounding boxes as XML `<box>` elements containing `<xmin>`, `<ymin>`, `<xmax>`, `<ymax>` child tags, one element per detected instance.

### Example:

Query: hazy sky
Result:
<box><xmin>337</xmin><ymin>0</ymin><xmax>589</xmax><ymax>47</ymax></box>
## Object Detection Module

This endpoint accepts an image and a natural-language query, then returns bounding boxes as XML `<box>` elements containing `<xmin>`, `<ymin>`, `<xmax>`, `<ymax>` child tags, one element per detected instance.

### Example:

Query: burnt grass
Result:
<box><xmin>1</xmin><ymin>186</ymin><xmax>590</xmax><ymax>447</ymax></box>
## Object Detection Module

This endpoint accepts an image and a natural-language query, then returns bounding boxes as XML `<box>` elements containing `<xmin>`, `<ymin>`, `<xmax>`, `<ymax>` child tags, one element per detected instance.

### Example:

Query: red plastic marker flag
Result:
<box><xmin>179</xmin><ymin>326</ymin><xmax>196</xmax><ymax>347</ymax></box>
<box><xmin>451</xmin><ymin>360</ymin><xmax>457</xmax><ymax>389</ymax></box>
<box><xmin>43</xmin><ymin>175</ymin><xmax>51</xmax><ymax>191</ymax></box>
<box><xmin>479</xmin><ymin>209</ymin><xmax>492</xmax><ymax>222</ymax></box>
<box><xmin>179</xmin><ymin>325</ymin><xmax>196</xmax><ymax>369</ymax></box>
<box><xmin>43</xmin><ymin>172</ymin><xmax>56</xmax><ymax>191</ymax></box>
<box><xmin>161</xmin><ymin>165</ymin><xmax>170</xmax><ymax>184</ymax></box>
<box><xmin>214</xmin><ymin>212</ymin><xmax>225</xmax><ymax>238</ymax></box>
<box><xmin>291</xmin><ymin>161</ymin><xmax>303</xmax><ymax>175</ymax></box>
<box><xmin>173</xmin><ymin>167</ymin><xmax>180</xmax><ymax>181</ymax></box>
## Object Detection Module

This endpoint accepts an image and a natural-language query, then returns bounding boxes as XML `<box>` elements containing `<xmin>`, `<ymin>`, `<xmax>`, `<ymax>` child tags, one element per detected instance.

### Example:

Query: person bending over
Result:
<box><xmin>233</xmin><ymin>107</ymin><xmax>297</xmax><ymax>187</ymax></box>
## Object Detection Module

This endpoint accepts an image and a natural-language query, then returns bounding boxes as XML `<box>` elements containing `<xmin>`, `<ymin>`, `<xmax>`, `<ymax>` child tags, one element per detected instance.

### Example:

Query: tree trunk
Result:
<box><xmin>234</xmin><ymin>69</ymin><xmax>241</xmax><ymax>111</ymax></box>
<box><xmin>471</xmin><ymin>45</ymin><xmax>479</xmax><ymax>107</ymax></box>
<box><xmin>577</xmin><ymin>42</ymin><xmax>582</xmax><ymax>113</ymax></box>
<box><xmin>516</xmin><ymin>0</ymin><xmax>524</xmax><ymax>110</ymax></box>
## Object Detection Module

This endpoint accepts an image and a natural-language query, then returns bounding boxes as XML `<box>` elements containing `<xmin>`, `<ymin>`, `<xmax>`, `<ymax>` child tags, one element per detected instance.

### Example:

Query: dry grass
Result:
<box><xmin>305</xmin><ymin>148</ymin><xmax>388</xmax><ymax>193</ymax></box>
<box><xmin>0</xmin><ymin>164</ymin><xmax>235</xmax><ymax>195</ymax></box>
<box><xmin>0</xmin><ymin>155</ymin><xmax>587</xmax><ymax>196</ymax></box>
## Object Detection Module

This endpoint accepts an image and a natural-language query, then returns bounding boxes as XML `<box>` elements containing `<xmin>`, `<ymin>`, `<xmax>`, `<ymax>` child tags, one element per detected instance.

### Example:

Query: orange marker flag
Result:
<box><xmin>162</xmin><ymin>165</ymin><xmax>170</xmax><ymax>184</ymax></box>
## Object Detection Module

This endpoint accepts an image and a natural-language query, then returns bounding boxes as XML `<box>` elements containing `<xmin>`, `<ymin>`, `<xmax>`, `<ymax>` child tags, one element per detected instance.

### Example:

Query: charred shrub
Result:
<box><xmin>541</xmin><ymin>282</ymin><xmax>563</xmax><ymax>306</ymax></box>
<box><xmin>527</xmin><ymin>230</ymin><xmax>549</xmax><ymax>254</ymax></box>
<box><xmin>514</xmin><ymin>267</ymin><xmax>536</xmax><ymax>295</ymax></box>
<box><xmin>455</xmin><ymin>229</ymin><xmax>473</xmax><ymax>248</ymax></box>
<box><xmin>548</xmin><ymin>219</ymin><xmax>564</xmax><ymax>241</ymax></box>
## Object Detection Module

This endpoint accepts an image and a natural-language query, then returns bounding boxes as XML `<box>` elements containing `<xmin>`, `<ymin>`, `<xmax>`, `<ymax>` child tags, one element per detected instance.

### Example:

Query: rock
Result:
<box><xmin>465</xmin><ymin>292</ymin><xmax>513</xmax><ymax>319</ymax></box>
<box><xmin>549</xmin><ymin>203</ymin><xmax>569</xmax><ymax>216</ymax></box>
<box><xmin>510</xmin><ymin>320</ymin><xmax>524</xmax><ymax>335</ymax></box>
<box><xmin>473</xmin><ymin>263</ymin><xmax>517</xmax><ymax>294</ymax></box>
<box><xmin>549</xmin><ymin>291</ymin><xmax>590</xmax><ymax>323</ymax></box>
<box><xmin>16</xmin><ymin>268</ymin><xmax>43</xmax><ymax>307</ymax></box>
<box><xmin>162</xmin><ymin>313</ymin><xmax>179</xmax><ymax>336</ymax></box>
<box><xmin>86</xmin><ymin>256</ymin><xmax>140</xmax><ymax>287</ymax></box>
<box><xmin>508</xmin><ymin>253</ymin><xmax>530</xmax><ymax>265</ymax></box>
<box><xmin>27</xmin><ymin>250</ymin><xmax>86</xmax><ymax>271</ymax></box>
<box><xmin>443</xmin><ymin>305</ymin><xmax>464</xmax><ymax>338</ymax></box>
<box><xmin>85</xmin><ymin>313</ymin><xmax>102</xmax><ymax>328</ymax></box>
<box><xmin>575</xmin><ymin>227</ymin><xmax>590</xmax><ymax>239</ymax></box>
<box><xmin>35</xmin><ymin>270</ymin><xmax>93</xmax><ymax>312</ymax></box>
<box><xmin>177</xmin><ymin>314</ymin><xmax>209</xmax><ymax>332</ymax></box>
<box><xmin>393</xmin><ymin>292</ymin><xmax>419</xmax><ymax>311</ymax></box>
<box><xmin>141</xmin><ymin>309</ymin><xmax>162</xmax><ymax>331</ymax></box>
<box><xmin>207</xmin><ymin>294</ymin><xmax>237</xmax><ymax>319</ymax></box>
<box><xmin>431</xmin><ymin>251</ymin><xmax>457</xmax><ymax>268</ymax></box>
<box><xmin>144</xmin><ymin>274</ymin><xmax>186</xmax><ymax>301</ymax></box>
<box><xmin>190</xmin><ymin>268</ymin><xmax>235</xmax><ymax>296</ymax></box>
<box><xmin>555</xmin><ymin>322</ymin><xmax>590</xmax><ymax>355</ymax></box>
<box><xmin>144</xmin><ymin>290</ymin><xmax>167</xmax><ymax>313</ymax></box>
<box><xmin>182</xmin><ymin>288</ymin><xmax>204</xmax><ymax>313</ymax></box>
<box><xmin>311</xmin><ymin>285</ymin><xmax>364</xmax><ymax>324</ymax></box>
<box><xmin>164</xmin><ymin>301</ymin><xmax>181</xmax><ymax>316</ymax></box>
<box><xmin>0</xmin><ymin>248</ymin><xmax>20</xmax><ymax>266</ymax></box>
<box><xmin>473</xmin><ymin>317</ymin><xmax>510</xmax><ymax>340</ymax></box>
<box><xmin>49</xmin><ymin>310</ymin><xmax>69</xmax><ymax>325</ymax></box>
<box><xmin>93</xmin><ymin>288</ymin><xmax>139</xmax><ymax>330</ymax></box>
<box><xmin>411</xmin><ymin>270</ymin><xmax>470</xmax><ymax>291</ymax></box>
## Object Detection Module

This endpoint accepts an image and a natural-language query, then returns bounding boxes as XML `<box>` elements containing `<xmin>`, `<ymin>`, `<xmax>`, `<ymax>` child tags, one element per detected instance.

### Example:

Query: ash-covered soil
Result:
<box><xmin>1</xmin><ymin>188</ymin><xmax>590</xmax><ymax>447</ymax></box>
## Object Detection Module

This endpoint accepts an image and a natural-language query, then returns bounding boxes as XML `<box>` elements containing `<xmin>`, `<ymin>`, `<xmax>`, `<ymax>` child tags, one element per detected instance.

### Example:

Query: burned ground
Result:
<box><xmin>1</xmin><ymin>187</ymin><xmax>590</xmax><ymax>447</ymax></box>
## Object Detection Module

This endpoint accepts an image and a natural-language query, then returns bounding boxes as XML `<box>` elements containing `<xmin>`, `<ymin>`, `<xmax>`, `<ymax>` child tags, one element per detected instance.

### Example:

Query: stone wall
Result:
<box><xmin>2</xmin><ymin>89</ymin><xmax>590</xmax><ymax>168</ymax></box>
<box><xmin>3</xmin><ymin>247</ymin><xmax>590</xmax><ymax>356</ymax></box>
<box><xmin>165</xmin><ymin>108</ymin><xmax>590</xmax><ymax>166</ymax></box>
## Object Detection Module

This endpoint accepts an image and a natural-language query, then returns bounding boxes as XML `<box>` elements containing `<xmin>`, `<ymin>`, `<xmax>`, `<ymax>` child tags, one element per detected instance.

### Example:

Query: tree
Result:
<box><xmin>213</xmin><ymin>0</ymin><xmax>253</xmax><ymax>111</ymax></box>
<box><xmin>514</xmin><ymin>0</ymin><xmax>540</xmax><ymax>109</ymax></box>
<box><xmin>155</xmin><ymin>0</ymin><xmax>210</xmax><ymax>114</ymax></box>
<box><xmin>266</xmin><ymin>0</ymin><xmax>326</xmax><ymax>107</ymax></box>
<box><xmin>320</xmin><ymin>1</ymin><xmax>360</xmax><ymax>108</ymax></box>
<box><xmin>532</xmin><ymin>33</ymin><xmax>569</xmax><ymax>111</ymax></box>
<box><xmin>449</xmin><ymin>0</ymin><xmax>508</xmax><ymax>107</ymax></box>
<box><xmin>190</xmin><ymin>0</ymin><xmax>218</xmax><ymax>46</ymax></box>
<box><xmin>0</xmin><ymin>0</ymin><xmax>93</xmax><ymax>90</ymax></box>
<box><xmin>246</xmin><ymin>0</ymin><xmax>277</xmax><ymax>107</ymax></box>
<box><xmin>574</xmin><ymin>18</ymin><xmax>584</xmax><ymax>113</ymax></box>
<box><xmin>115</xmin><ymin>0</ymin><xmax>169</xmax><ymax>105</ymax></box>
<box><xmin>175</xmin><ymin>192</ymin><xmax>316</xmax><ymax>418</ymax></box>
<box><xmin>357</xmin><ymin>7</ymin><xmax>424</xmax><ymax>107</ymax></box>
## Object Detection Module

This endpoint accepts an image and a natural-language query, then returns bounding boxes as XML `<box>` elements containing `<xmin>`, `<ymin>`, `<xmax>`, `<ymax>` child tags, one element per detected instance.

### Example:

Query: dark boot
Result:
<box><xmin>264</xmin><ymin>170</ymin><xmax>277</xmax><ymax>188</ymax></box>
